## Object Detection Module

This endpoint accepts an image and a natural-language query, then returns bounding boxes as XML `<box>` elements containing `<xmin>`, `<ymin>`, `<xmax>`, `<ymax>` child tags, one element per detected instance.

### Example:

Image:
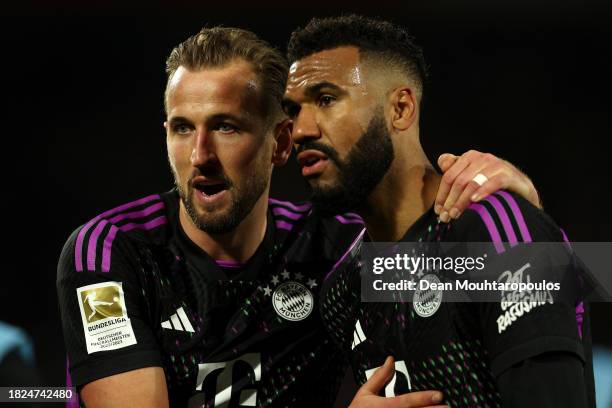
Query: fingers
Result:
<box><xmin>436</xmin><ymin>150</ymin><xmax>541</xmax><ymax>222</ymax></box>
<box><xmin>470</xmin><ymin>172</ymin><xmax>509</xmax><ymax>203</ymax></box>
<box><xmin>434</xmin><ymin>153</ymin><xmax>469</xmax><ymax>215</ymax></box>
<box><xmin>437</xmin><ymin>153</ymin><xmax>457</xmax><ymax>172</ymax></box>
<box><xmin>440</xmin><ymin>161</ymin><xmax>483</xmax><ymax>221</ymax></box>
<box><xmin>444</xmin><ymin>180</ymin><xmax>481</xmax><ymax>220</ymax></box>
<box><xmin>443</xmin><ymin>160</ymin><xmax>506</xmax><ymax>220</ymax></box>
<box><xmin>350</xmin><ymin>391</ymin><xmax>447</xmax><ymax>408</ymax></box>
<box><xmin>356</xmin><ymin>356</ymin><xmax>396</xmax><ymax>397</ymax></box>
<box><xmin>395</xmin><ymin>390</ymin><xmax>446</xmax><ymax>407</ymax></box>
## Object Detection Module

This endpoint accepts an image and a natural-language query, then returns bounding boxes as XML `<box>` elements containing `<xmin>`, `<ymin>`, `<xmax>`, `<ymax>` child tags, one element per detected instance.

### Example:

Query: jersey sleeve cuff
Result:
<box><xmin>70</xmin><ymin>349</ymin><xmax>163</xmax><ymax>387</ymax></box>
<box><xmin>490</xmin><ymin>335</ymin><xmax>585</xmax><ymax>377</ymax></box>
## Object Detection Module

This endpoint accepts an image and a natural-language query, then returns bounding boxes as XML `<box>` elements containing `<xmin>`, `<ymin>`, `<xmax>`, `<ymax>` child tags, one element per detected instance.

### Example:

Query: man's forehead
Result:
<box><xmin>167</xmin><ymin>63</ymin><xmax>261</xmax><ymax>110</ymax></box>
<box><xmin>286</xmin><ymin>46</ymin><xmax>363</xmax><ymax>93</ymax></box>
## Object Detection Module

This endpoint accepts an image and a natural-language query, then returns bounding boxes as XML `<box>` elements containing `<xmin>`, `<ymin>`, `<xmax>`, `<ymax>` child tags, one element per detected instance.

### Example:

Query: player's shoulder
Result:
<box><xmin>60</xmin><ymin>193</ymin><xmax>172</xmax><ymax>274</ymax></box>
<box><xmin>452</xmin><ymin>190</ymin><xmax>564</xmax><ymax>244</ymax></box>
<box><xmin>268</xmin><ymin>197</ymin><xmax>363</xmax><ymax>233</ymax></box>
<box><xmin>268</xmin><ymin>197</ymin><xmax>365</xmax><ymax>259</ymax></box>
<box><xmin>268</xmin><ymin>197</ymin><xmax>314</xmax><ymax>232</ymax></box>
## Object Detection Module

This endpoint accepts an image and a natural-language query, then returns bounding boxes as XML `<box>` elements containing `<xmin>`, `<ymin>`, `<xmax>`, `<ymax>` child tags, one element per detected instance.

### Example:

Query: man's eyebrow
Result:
<box><xmin>167</xmin><ymin>113</ymin><xmax>246</xmax><ymax>125</ymax></box>
<box><xmin>206</xmin><ymin>113</ymin><xmax>245</xmax><ymax>123</ymax></box>
<box><xmin>167</xmin><ymin>116</ymin><xmax>190</xmax><ymax>125</ymax></box>
<box><xmin>282</xmin><ymin>82</ymin><xmax>346</xmax><ymax>109</ymax></box>
<box><xmin>303</xmin><ymin>81</ymin><xmax>345</xmax><ymax>98</ymax></box>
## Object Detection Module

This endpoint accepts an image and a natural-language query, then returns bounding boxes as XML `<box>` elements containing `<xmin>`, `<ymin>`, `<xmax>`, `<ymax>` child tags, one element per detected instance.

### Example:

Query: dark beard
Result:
<box><xmin>175</xmin><ymin>169</ymin><xmax>268</xmax><ymax>234</ymax></box>
<box><xmin>309</xmin><ymin>109</ymin><xmax>394</xmax><ymax>216</ymax></box>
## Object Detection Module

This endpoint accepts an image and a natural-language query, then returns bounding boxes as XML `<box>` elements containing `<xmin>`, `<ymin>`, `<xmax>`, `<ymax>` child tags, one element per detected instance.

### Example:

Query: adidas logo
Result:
<box><xmin>161</xmin><ymin>307</ymin><xmax>195</xmax><ymax>333</ymax></box>
<box><xmin>351</xmin><ymin>320</ymin><xmax>366</xmax><ymax>350</ymax></box>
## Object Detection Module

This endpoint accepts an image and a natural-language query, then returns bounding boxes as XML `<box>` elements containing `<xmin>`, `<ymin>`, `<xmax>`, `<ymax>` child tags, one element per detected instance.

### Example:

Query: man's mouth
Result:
<box><xmin>192</xmin><ymin>177</ymin><xmax>230</xmax><ymax>202</ymax></box>
<box><xmin>297</xmin><ymin>150</ymin><xmax>330</xmax><ymax>177</ymax></box>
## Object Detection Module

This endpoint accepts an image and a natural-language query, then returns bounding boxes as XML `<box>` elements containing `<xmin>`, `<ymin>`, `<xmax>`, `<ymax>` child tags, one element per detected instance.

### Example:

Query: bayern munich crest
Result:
<box><xmin>413</xmin><ymin>274</ymin><xmax>443</xmax><ymax>318</ymax></box>
<box><xmin>272</xmin><ymin>281</ymin><xmax>314</xmax><ymax>321</ymax></box>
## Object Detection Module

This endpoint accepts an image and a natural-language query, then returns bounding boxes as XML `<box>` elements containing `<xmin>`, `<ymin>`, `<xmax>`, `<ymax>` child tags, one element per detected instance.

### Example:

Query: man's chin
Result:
<box><xmin>184</xmin><ymin>197</ymin><xmax>237</xmax><ymax>234</ymax></box>
<box><xmin>307</xmin><ymin>176</ymin><xmax>340</xmax><ymax>193</ymax></box>
<box><xmin>192</xmin><ymin>211</ymin><xmax>240</xmax><ymax>234</ymax></box>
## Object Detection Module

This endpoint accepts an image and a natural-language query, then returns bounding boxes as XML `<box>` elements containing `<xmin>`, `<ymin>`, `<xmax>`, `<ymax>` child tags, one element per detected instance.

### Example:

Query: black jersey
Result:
<box><xmin>57</xmin><ymin>190</ymin><xmax>365</xmax><ymax>407</ymax></box>
<box><xmin>321</xmin><ymin>190</ymin><xmax>594</xmax><ymax>407</ymax></box>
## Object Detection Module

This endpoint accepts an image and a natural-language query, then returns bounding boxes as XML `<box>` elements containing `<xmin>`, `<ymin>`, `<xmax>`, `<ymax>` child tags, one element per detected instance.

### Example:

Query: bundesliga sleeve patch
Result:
<box><xmin>76</xmin><ymin>281</ymin><xmax>137</xmax><ymax>354</ymax></box>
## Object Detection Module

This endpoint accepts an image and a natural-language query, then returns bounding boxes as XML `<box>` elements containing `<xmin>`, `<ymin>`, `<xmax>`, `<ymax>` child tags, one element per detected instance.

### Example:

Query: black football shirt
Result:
<box><xmin>57</xmin><ymin>190</ymin><xmax>365</xmax><ymax>407</ymax></box>
<box><xmin>321</xmin><ymin>190</ymin><xmax>594</xmax><ymax>407</ymax></box>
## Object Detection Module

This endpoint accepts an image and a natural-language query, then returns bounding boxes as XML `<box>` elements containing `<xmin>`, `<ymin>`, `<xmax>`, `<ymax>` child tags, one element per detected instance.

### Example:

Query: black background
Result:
<box><xmin>2</xmin><ymin>0</ymin><xmax>611</xmax><ymax>400</ymax></box>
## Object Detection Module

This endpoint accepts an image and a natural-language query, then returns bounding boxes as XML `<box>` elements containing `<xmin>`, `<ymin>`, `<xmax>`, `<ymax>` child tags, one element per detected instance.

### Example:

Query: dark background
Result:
<box><xmin>2</xmin><ymin>0</ymin><xmax>611</xmax><ymax>402</ymax></box>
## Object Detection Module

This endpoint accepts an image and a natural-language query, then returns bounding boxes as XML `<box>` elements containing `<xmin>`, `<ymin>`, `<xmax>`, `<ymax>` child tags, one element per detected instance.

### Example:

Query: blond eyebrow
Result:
<box><xmin>167</xmin><ymin>113</ymin><xmax>247</xmax><ymax>125</ymax></box>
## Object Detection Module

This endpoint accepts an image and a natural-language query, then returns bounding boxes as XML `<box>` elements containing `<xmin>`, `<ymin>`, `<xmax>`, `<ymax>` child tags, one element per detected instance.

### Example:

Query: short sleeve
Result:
<box><xmin>57</xmin><ymin>226</ymin><xmax>162</xmax><ymax>387</ymax></box>
<box><xmin>450</xmin><ymin>191</ymin><xmax>585</xmax><ymax>376</ymax></box>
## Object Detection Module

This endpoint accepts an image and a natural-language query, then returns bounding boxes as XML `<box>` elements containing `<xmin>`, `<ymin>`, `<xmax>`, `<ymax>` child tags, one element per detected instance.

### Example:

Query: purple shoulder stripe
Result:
<box><xmin>560</xmin><ymin>228</ymin><xmax>572</xmax><ymax>249</ymax></box>
<box><xmin>560</xmin><ymin>228</ymin><xmax>584</xmax><ymax>339</ymax></box>
<box><xmin>467</xmin><ymin>203</ymin><xmax>505</xmax><ymax>254</ymax></box>
<box><xmin>75</xmin><ymin>194</ymin><xmax>166</xmax><ymax>272</ymax></box>
<box><xmin>99</xmin><ymin>215</ymin><xmax>168</xmax><ymax>273</ymax></box>
<box><xmin>275</xmin><ymin>220</ymin><xmax>294</xmax><ymax>231</ymax></box>
<box><xmin>575</xmin><ymin>301</ymin><xmax>584</xmax><ymax>339</ymax></box>
<box><xmin>484</xmin><ymin>195</ymin><xmax>519</xmax><ymax>247</ymax></box>
<box><xmin>335</xmin><ymin>214</ymin><xmax>365</xmax><ymax>225</ymax></box>
<box><xmin>75</xmin><ymin>194</ymin><xmax>160</xmax><ymax>271</ymax></box>
<box><xmin>66</xmin><ymin>357</ymin><xmax>79</xmax><ymax>408</ymax></box>
<box><xmin>268</xmin><ymin>198</ymin><xmax>312</xmax><ymax>212</ymax></box>
<box><xmin>272</xmin><ymin>206</ymin><xmax>307</xmax><ymax>221</ymax></box>
<box><xmin>270</xmin><ymin>199</ymin><xmax>313</xmax><ymax>232</ymax></box>
<box><xmin>325</xmin><ymin>228</ymin><xmax>366</xmax><ymax>281</ymax></box>
<box><xmin>87</xmin><ymin>220</ymin><xmax>110</xmax><ymax>271</ymax></box>
<box><xmin>495</xmin><ymin>191</ymin><xmax>532</xmax><ymax>243</ymax></box>
<box><xmin>108</xmin><ymin>201</ymin><xmax>165</xmax><ymax>224</ymax></box>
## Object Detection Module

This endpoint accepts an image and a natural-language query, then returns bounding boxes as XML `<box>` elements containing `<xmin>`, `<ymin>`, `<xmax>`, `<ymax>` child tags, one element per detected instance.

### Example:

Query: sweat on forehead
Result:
<box><xmin>287</xmin><ymin>47</ymin><xmax>364</xmax><ymax>89</ymax></box>
<box><xmin>286</xmin><ymin>46</ymin><xmax>412</xmax><ymax>99</ymax></box>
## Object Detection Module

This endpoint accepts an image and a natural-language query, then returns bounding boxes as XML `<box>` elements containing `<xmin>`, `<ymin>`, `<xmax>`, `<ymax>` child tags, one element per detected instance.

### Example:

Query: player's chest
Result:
<box><xmin>149</xmin><ymin>260</ymin><xmax>331</xmax><ymax>407</ymax></box>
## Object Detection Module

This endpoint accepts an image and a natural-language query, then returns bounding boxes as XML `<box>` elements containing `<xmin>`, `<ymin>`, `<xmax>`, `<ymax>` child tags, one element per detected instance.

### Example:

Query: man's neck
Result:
<box><xmin>358</xmin><ymin>144</ymin><xmax>441</xmax><ymax>242</ymax></box>
<box><xmin>178</xmin><ymin>194</ymin><xmax>268</xmax><ymax>263</ymax></box>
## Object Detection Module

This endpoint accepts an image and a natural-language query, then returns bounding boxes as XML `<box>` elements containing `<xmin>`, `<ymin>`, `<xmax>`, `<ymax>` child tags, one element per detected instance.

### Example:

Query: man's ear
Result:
<box><xmin>272</xmin><ymin>118</ymin><xmax>293</xmax><ymax>167</ymax></box>
<box><xmin>389</xmin><ymin>87</ymin><xmax>417</xmax><ymax>131</ymax></box>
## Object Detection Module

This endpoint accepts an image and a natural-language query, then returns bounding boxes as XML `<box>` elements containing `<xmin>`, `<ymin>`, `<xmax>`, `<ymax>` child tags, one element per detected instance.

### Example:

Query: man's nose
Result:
<box><xmin>190</xmin><ymin>128</ymin><xmax>217</xmax><ymax>167</ymax></box>
<box><xmin>292</xmin><ymin>105</ymin><xmax>321</xmax><ymax>145</ymax></box>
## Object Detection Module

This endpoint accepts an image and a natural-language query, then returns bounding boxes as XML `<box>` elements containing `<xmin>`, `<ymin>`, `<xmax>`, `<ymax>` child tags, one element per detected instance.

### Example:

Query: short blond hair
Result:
<box><xmin>165</xmin><ymin>26</ymin><xmax>288</xmax><ymax>121</ymax></box>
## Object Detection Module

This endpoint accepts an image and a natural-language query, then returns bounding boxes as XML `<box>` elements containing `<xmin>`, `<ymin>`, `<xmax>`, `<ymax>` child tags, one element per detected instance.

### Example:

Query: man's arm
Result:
<box><xmin>435</xmin><ymin>150</ymin><xmax>541</xmax><ymax>222</ymax></box>
<box><xmin>451</xmin><ymin>191</ymin><xmax>592</xmax><ymax>407</ymax></box>
<box><xmin>57</xmin><ymin>223</ymin><xmax>165</xmax><ymax>404</ymax></box>
<box><xmin>81</xmin><ymin>367</ymin><xmax>169</xmax><ymax>408</ymax></box>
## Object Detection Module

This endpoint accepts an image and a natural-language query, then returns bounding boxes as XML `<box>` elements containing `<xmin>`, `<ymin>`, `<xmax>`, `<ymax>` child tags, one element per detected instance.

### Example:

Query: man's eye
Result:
<box><xmin>174</xmin><ymin>124</ymin><xmax>192</xmax><ymax>134</ymax></box>
<box><xmin>318</xmin><ymin>94</ymin><xmax>336</xmax><ymax>107</ymax></box>
<box><xmin>217</xmin><ymin>123</ymin><xmax>238</xmax><ymax>133</ymax></box>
